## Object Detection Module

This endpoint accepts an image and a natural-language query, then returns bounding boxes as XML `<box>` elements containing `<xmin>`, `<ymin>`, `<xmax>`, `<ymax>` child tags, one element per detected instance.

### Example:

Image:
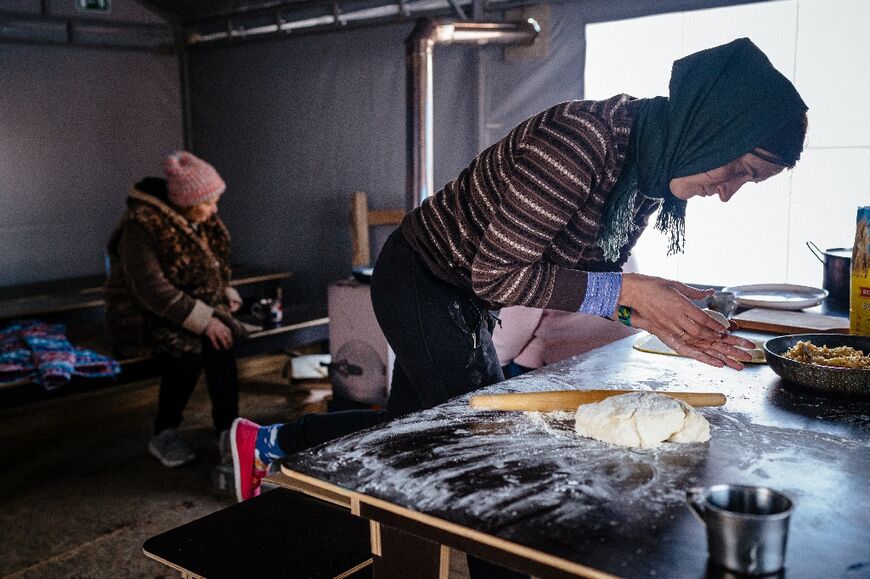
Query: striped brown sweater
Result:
<box><xmin>401</xmin><ymin>94</ymin><xmax>662</xmax><ymax>312</ymax></box>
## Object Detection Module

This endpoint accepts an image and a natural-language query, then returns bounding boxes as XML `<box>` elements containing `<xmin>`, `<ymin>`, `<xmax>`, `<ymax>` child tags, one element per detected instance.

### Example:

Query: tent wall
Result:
<box><xmin>0</xmin><ymin>45</ymin><xmax>182</xmax><ymax>285</ymax></box>
<box><xmin>0</xmin><ymin>0</ymin><xmax>180</xmax><ymax>286</ymax></box>
<box><xmin>187</xmin><ymin>23</ymin><xmax>479</xmax><ymax>303</ymax></box>
<box><xmin>189</xmin><ymin>0</ymin><xmax>756</xmax><ymax>302</ymax></box>
<box><xmin>0</xmin><ymin>0</ymin><xmax>769</xmax><ymax>297</ymax></box>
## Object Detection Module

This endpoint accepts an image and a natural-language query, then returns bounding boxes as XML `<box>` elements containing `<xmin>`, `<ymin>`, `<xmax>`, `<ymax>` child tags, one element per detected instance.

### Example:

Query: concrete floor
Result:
<box><xmin>0</xmin><ymin>354</ymin><xmax>323</xmax><ymax>578</ymax></box>
<box><xmin>0</xmin><ymin>355</ymin><xmax>474</xmax><ymax>579</ymax></box>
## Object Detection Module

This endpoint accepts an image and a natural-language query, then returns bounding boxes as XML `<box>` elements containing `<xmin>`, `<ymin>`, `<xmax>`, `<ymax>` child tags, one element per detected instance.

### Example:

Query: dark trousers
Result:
<box><xmin>276</xmin><ymin>228</ymin><xmax>504</xmax><ymax>452</ymax></box>
<box><xmin>276</xmin><ymin>230</ymin><xmax>524</xmax><ymax>579</ymax></box>
<box><xmin>154</xmin><ymin>340</ymin><xmax>240</xmax><ymax>435</ymax></box>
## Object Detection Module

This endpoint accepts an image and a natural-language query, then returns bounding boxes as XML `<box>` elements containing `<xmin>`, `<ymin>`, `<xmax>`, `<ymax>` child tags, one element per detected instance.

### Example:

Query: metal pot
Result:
<box><xmin>807</xmin><ymin>242</ymin><xmax>851</xmax><ymax>309</ymax></box>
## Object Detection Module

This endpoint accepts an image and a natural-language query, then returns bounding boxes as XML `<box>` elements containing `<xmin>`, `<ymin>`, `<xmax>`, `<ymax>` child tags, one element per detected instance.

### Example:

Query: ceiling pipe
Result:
<box><xmin>184</xmin><ymin>0</ymin><xmax>543</xmax><ymax>46</ymax></box>
<box><xmin>187</xmin><ymin>0</ymin><xmax>474</xmax><ymax>45</ymax></box>
<box><xmin>405</xmin><ymin>17</ymin><xmax>539</xmax><ymax>212</ymax></box>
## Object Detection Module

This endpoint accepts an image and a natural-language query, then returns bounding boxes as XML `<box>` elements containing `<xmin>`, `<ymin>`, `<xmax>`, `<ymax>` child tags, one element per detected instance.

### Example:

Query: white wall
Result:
<box><xmin>585</xmin><ymin>0</ymin><xmax>870</xmax><ymax>288</ymax></box>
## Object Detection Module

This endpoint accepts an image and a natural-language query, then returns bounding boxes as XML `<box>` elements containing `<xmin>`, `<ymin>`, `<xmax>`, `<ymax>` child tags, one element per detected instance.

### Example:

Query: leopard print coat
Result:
<box><xmin>105</xmin><ymin>186</ymin><xmax>242</xmax><ymax>356</ymax></box>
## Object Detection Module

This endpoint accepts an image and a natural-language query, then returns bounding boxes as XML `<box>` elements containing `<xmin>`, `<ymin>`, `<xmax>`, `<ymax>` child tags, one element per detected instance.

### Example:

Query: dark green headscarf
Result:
<box><xmin>598</xmin><ymin>38</ymin><xmax>808</xmax><ymax>261</ymax></box>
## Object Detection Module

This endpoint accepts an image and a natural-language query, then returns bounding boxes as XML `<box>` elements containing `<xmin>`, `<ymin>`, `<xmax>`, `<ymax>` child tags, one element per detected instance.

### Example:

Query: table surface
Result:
<box><xmin>280</xmin><ymin>334</ymin><xmax>870</xmax><ymax>579</ymax></box>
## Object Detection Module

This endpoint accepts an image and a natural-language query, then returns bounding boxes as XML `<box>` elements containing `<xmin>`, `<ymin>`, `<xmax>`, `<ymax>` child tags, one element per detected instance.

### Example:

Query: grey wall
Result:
<box><xmin>0</xmin><ymin>0</ymin><xmax>770</xmax><ymax>294</ymax></box>
<box><xmin>188</xmin><ymin>22</ymin><xmax>479</xmax><ymax>303</ymax></box>
<box><xmin>0</xmin><ymin>45</ymin><xmax>182</xmax><ymax>285</ymax></box>
<box><xmin>482</xmin><ymin>3</ymin><xmax>587</xmax><ymax>148</ymax></box>
<box><xmin>0</xmin><ymin>0</ymin><xmax>180</xmax><ymax>286</ymax></box>
<box><xmin>188</xmin><ymin>0</ymin><xmax>761</xmax><ymax>304</ymax></box>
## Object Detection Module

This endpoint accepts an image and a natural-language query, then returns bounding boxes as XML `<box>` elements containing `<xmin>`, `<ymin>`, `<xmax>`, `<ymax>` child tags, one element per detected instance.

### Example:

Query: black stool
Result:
<box><xmin>144</xmin><ymin>488</ymin><xmax>372</xmax><ymax>578</ymax></box>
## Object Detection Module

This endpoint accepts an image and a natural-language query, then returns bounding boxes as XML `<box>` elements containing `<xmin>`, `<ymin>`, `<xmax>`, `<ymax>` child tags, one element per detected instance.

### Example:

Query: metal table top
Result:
<box><xmin>282</xmin><ymin>335</ymin><xmax>870</xmax><ymax>578</ymax></box>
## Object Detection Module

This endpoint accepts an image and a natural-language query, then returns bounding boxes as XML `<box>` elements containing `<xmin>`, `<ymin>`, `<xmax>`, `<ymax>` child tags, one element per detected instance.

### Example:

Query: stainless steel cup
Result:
<box><xmin>708</xmin><ymin>291</ymin><xmax>739</xmax><ymax>319</ymax></box>
<box><xmin>687</xmin><ymin>484</ymin><xmax>793</xmax><ymax>576</ymax></box>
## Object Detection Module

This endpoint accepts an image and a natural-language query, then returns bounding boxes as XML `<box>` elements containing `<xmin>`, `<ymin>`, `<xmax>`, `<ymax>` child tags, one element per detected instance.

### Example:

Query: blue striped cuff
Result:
<box><xmin>578</xmin><ymin>272</ymin><xmax>622</xmax><ymax>317</ymax></box>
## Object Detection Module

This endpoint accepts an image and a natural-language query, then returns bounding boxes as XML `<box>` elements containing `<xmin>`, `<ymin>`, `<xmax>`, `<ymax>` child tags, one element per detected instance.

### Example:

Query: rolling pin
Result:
<box><xmin>469</xmin><ymin>390</ymin><xmax>726</xmax><ymax>412</ymax></box>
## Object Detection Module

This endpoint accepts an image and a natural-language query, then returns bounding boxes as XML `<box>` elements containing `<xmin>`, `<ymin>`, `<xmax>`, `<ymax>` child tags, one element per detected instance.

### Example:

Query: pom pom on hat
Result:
<box><xmin>164</xmin><ymin>151</ymin><xmax>226</xmax><ymax>208</ymax></box>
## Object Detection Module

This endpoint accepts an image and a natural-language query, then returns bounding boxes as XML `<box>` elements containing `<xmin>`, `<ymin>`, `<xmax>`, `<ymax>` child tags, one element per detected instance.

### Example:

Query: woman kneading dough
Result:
<box><xmin>229</xmin><ymin>39</ymin><xmax>809</xmax><ymax>550</ymax></box>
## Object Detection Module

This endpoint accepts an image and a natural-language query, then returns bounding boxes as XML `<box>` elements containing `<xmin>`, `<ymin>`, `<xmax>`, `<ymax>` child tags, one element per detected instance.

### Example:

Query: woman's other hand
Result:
<box><xmin>205</xmin><ymin>317</ymin><xmax>234</xmax><ymax>349</ymax></box>
<box><xmin>618</xmin><ymin>273</ymin><xmax>755</xmax><ymax>369</ymax></box>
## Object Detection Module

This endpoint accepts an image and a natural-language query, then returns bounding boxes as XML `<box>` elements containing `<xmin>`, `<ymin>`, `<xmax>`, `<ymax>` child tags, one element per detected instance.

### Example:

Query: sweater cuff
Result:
<box><xmin>577</xmin><ymin>272</ymin><xmax>622</xmax><ymax>317</ymax></box>
<box><xmin>226</xmin><ymin>286</ymin><xmax>242</xmax><ymax>305</ymax></box>
<box><xmin>182</xmin><ymin>300</ymin><xmax>214</xmax><ymax>335</ymax></box>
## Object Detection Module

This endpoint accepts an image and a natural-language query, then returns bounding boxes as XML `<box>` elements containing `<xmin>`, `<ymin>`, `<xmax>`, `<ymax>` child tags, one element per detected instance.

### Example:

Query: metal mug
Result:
<box><xmin>707</xmin><ymin>291</ymin><xmax>739</xmax><ymax>319</ymax></box>
<box><xmin>687</xmin><ymin>484</ymin><xmax>793</xmax><ymax>576</ymax></box>
<box><xmin>251</xmin><ymin>298</ymin><xmax>283</xmax><ymax>324</ymax></box>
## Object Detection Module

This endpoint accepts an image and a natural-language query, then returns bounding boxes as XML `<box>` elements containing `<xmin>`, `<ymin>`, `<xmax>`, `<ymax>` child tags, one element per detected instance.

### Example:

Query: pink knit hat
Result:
<box><xmin>163</xmin><ymin>151</ymin><xmax>226</xmax><ymax>207</ymax></box>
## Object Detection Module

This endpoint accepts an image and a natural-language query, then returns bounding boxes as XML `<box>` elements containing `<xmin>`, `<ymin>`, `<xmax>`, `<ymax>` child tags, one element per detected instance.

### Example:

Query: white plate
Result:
<box><xmin>720</xmin><ymin>283</ymin><xmax>828</xmax><ymax>311</ymax></box>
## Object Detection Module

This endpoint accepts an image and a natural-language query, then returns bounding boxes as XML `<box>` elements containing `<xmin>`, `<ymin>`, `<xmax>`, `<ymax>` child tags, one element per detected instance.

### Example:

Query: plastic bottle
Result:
<box><xmin>850</xmin><ymin>206</ymin><xmax>870</xmax><ymax>335</ymax></box>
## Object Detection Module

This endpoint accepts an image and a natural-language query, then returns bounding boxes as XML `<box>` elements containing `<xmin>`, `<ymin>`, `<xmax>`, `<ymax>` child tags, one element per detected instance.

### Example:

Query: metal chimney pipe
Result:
<box><xmin>405</xmin><ymin>17</ymin><xmax>539</xmax><ymax>212</ymax></box>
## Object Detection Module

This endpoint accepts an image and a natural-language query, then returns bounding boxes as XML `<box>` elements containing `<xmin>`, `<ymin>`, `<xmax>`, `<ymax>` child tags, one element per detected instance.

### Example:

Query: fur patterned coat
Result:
<box><xmin>105</xmin><ymin>180</ymin><xmax>245</xmax><ymax>357</ymax></box>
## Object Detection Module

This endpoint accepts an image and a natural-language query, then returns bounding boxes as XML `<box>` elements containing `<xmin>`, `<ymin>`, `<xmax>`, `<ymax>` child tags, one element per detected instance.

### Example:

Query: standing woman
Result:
<box><xmin>106</xmin><ymin>152</ymin><xmax>246</xmax><ymax>468</ymax></box>
<box><xmin>231</xmin><ymin>39</ymin><xmax>808</xmax><ymax>510</ymax></box>
<box><xmin>373</xmin><ymin>37</ymin><xmax>806</xmax><ymax>406</ymax></box>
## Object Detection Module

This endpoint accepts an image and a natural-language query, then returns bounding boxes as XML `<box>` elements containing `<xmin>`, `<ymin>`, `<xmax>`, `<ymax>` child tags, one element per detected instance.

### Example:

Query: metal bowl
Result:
<box><xmin>764</xmin><ymin>333</ymin><xmax>870</xmax><ymax>398</ymax></box>
<box><xmin>351</xmin><ymin>266</ymin><xmax>373</xmax><ymax>283</ymax></box>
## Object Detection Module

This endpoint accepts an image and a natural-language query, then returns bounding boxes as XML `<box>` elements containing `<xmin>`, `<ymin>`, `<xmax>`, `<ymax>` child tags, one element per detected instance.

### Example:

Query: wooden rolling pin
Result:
<box><xmin>469</xmin><ymin>390</ymin><xmax>726</xmax><ymax>412</ymax></box>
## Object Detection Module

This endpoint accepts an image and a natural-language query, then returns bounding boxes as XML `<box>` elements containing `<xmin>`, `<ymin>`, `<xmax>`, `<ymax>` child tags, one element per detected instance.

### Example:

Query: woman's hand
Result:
<box><xmin>204</xmin><ymin>317</ymin><xmax>234</xmax><ymax>350</ymax></box>
<box><xmin>619</xmin><ymin>273</ymin><xmax>755</xmax><ymax>369</ymax></box>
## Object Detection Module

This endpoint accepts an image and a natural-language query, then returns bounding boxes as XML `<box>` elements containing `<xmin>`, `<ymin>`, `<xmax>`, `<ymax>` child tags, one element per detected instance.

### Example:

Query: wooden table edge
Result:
<box><xmin>142</xmin><ymin>546</ymin><xmax>206</xmax><ymax>579</ymax></box>
<box><xmin>275</xmin><ymin>468</ymin><xmax>618</xmax><ymax>579</ymax></box>
<box><xmin>248</xmin><ymin>316</ymin><xmax>329</xmax><ymax>338</ymax></box>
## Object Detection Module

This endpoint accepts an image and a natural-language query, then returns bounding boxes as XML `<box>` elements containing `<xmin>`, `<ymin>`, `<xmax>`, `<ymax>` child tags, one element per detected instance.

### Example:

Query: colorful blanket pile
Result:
<box><xmin>0</xmin><ymin>321</ymin><xmax>120</xmax><ymax>390</ymax></box>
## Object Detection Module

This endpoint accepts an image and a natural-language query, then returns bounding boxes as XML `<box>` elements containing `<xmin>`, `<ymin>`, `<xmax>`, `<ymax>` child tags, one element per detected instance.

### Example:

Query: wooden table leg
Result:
<box><xmin>371</xmin><ymin>522</ymin><xmax>447</xmax><ymax>579</ymax></box>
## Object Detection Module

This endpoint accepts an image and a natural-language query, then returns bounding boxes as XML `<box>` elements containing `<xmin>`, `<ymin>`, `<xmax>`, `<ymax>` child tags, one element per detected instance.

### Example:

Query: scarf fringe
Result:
<box><xmin>599</xmin><ymin>188</ymin><xmax>639</xmax><ymax>262</ymax></box>
<box><xmin>655</xmin><ymin>196</ymin><xmax>687</xmax><ymax>256</ymax></box>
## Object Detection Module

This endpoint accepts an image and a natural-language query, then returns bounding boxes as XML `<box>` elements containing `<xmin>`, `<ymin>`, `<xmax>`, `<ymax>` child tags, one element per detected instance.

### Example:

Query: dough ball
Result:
<box><xmin>703</xmin><ymin>308</ymin><xmax>730</xmax><ymax>329</ymax></box>
<box><xmin>574</xmin><ymin>392</ymin><xmax>711</xmax><ymax>448</ymax></box>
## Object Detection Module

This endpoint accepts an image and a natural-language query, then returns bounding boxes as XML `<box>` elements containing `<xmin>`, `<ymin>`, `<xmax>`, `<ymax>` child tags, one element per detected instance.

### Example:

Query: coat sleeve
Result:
<box><xmin>117</xmin><ymin>223</ymin><xmax>214</xmax><ymax>335</ymax></box>
<box><xmin>470</xmin><ymin>109</ymin><xmax>611</xmax><ymax>312</ymax></box>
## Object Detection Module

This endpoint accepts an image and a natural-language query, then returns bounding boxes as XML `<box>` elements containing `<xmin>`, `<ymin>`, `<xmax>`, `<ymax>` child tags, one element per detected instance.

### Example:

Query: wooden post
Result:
<box><xmin>351</xmin><ymin>191</ymin><xmax>370</xmax><ymax>268</ymax></box>
<box><xmin>374</xmin><ymin>525</ymin><xmax>442</xmax><ymax>579</ymax></box>
<box><xmin>350</xmin><ymin>191</ymin><xmax>404</xmax><ymax>269</ymax></box>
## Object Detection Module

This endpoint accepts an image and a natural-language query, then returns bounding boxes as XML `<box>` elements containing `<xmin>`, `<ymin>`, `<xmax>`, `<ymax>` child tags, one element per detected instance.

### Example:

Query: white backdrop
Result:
<box><xmin>585</xmin><ymin>0</ymin><xmax>870</xmax><ymax>288</ymax></box>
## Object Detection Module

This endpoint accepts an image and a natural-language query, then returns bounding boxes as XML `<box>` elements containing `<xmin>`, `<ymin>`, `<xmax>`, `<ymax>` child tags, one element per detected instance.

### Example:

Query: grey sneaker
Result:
<box><xmin>148</xmin><ymin>428</ymin><xmax>196</xmax><ymax>467</ymax></box>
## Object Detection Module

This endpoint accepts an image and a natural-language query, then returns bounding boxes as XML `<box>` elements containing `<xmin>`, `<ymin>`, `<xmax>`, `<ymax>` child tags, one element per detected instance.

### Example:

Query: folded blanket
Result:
<box><xmin>0</xmin><ymin>321</ymin><xmax>120</xmax><ymax>390</ymax></box>
<box><xmin>0</xmin><ymin>349</ymin><xmax>34</xmax><ymax>383</ymax></box>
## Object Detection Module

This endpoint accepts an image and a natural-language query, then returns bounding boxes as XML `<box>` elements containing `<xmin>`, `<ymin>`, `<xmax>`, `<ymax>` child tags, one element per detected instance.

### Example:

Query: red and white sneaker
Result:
<box><xmin>230</xmin><ymin>418</ymin><xmax>269</xmax><ymax>502</ymax></box>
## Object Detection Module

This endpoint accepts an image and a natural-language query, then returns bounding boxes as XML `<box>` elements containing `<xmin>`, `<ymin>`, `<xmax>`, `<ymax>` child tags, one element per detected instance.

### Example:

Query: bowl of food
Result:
<box><xmin>763</xmin><ymin>333</ymin><xmax>870</xmax><ymax>397</ymax></box>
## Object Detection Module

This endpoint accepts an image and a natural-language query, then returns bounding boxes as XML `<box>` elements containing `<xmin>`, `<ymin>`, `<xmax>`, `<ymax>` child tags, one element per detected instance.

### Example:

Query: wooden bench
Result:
<box><xmin>143</xmin><ymin>488</ymin><xmax>372</xmax><ymax>579</ymax></box>
<box><xmin>0</xmin><ymin>268</ymin><xmax>329</xmax><ymax>406</ymax></box>
<box><xmin>0</xmin><ymin>266</ymin><xmax>291</xmax><ymax>329</ymax></box>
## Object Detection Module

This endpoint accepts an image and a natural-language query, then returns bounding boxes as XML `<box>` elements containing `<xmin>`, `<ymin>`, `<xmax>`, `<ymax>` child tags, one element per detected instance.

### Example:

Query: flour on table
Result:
<box><xmin>574</xmin><ymin>392</ymin><xmax>710</xmax><ymax>448</ymax></box>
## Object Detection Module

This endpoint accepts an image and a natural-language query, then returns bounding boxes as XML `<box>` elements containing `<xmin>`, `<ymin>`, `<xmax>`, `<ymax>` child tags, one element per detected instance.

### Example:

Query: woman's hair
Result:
<box><xmin>753</xmin><ymin>112</ymin><xmax>808</xmax><ymax>168</ymax></box>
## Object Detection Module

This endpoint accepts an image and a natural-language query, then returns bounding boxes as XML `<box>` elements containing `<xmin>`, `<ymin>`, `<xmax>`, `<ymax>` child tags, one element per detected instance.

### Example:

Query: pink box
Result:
<box><xmin>327</xmin><ymin>279</ymin><xmax>393</xmax><ymax>405</ymax></box>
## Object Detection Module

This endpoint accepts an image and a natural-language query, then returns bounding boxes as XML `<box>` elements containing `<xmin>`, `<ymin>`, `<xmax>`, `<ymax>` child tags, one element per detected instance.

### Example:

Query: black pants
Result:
<box><xmin>276</xmin><ymin>228</ymin><xmax>504</xmax><ymax>452</ymax></box>
<box><xmin>154</xmin><ymin>340</ymin><xmax>240</xmax><ymax>435</ymax></box>
<box><xmin>275</xmin><ymin>230</ymin><xmax>524</xmax><ymax>579</ymax></box>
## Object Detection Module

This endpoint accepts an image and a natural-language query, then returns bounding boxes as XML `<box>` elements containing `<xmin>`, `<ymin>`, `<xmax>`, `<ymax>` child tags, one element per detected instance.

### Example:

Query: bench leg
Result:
<box><xmin>371</xmin><ymin>522</ymin><xmax>446</xmax><ymax>579</ymax></box>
